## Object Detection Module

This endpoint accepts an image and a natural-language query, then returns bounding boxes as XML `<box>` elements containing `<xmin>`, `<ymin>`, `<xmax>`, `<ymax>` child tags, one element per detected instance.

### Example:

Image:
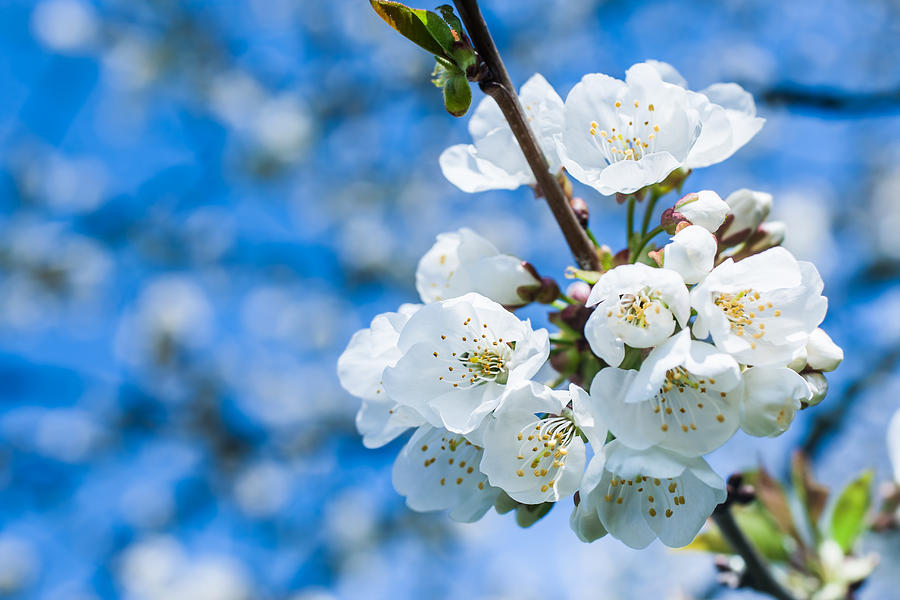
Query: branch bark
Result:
<box><xmin>452</xmin><ymin>0</ymin><xmax>600</xmax><ymax>271</ymax></box>
<box><xmin>712</xmin><ymin>502</ymin><xmax>798</xmax><ymax>600</ymax></box>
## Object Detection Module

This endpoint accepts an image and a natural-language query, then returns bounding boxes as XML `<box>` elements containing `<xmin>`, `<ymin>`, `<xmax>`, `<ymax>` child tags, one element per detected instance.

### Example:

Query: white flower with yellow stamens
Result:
<box><xmin>439</xmin><ymin>73</ymin><xmax>564</xmax><ymax>193</ymax></box>
<box><xmin>589</xmin><ymin>330</ymin><xmax>742</xmax><ymax>457</ymax></box>
<box><xmin>691</xmin><ymin>247</ymin><xmax>828</xmax><ymax>366</ymax></box>
<box><xmin>480</xmin><ymin>382</ymin><xmax>606</xmax><ymax>504</ymax></box>
<box><xmin>382</xmin><ymin>292</ymin><xmax>549</xmax><ymax>435</ymax></box>
<box><xmin>562</xmin><ymin>62</ymin><xmax>702</xmax><ymax>195</ymax></box>
<box><xmin>583</xmin><ymin>263</ymin><xmax>690</xmax><ymax>367</ymax></box>
<box><xmin>577</xmin><ymin>441</ymin><xmax>726</xmax><ymax>549</ymax></box>
<box><xmin>643</xmin><ymin>61</ymin><xmax>765</xmax><ymax>170</ymax></box>
<box><xmin>740</xmin><ymin>366</ymin><xmax>811</xmax><ymax>437</ymax></box>
<box><xmin>392</xmin><ymin>425</ymin><xmax>499</xmax><ymax>522</ymax></box>
<box><xmin>337</xmin><ymin>304</ymin><xmax>426</xmax><ymax>448</ymax></box>
<box><xmin>415</xmin><ymin>228</ymin><xmax>539</xmax><ymax>305</ymax></box>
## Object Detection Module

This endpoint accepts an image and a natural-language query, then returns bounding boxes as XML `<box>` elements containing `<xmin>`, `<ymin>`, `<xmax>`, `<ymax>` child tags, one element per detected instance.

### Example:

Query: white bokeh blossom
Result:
<box><xmin>440</xmin><ymin>74</ymin><xmax>564</xmax><ymax>193</ymax></box>
<box><xmin>691</xmin><ymin>247</ymin><xmax>828</xmax><ymax>366</ymax></box>
<box><xmin>584</xmin><ymin>263</ymin><xmax>690</xmax><ymax>366</ymax></box>
<box><xmin>589</xmin><ymin>331</ymin><xmax>742</xmax><ymax>457</ymax></box>
<box><xmin>382</xmin><ymin>293</ymin><xmax>549</xmax><ymax>434</ymax></box>
<box><xmin>415</xmin><ymin>228</ymin><xmax>539</xmax><ymax>305</ymax></box>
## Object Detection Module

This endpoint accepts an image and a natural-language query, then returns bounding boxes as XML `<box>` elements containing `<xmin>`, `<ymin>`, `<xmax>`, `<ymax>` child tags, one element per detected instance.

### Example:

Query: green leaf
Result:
<box><xmin>683</xmin><ymin>505</ymin><xmax>790</xmax><ymax>563</ymax></box>
<box><xmin>442</xmin><ymin>72</ymin><xmax>471</xmax><ymax>117</ymax></box>
<box><xmin>754</xmin><ymin>466</ymin><xmax>805</xmax><ymax>550</ymax></box>
<box><xmin>515</xmin><ymin>501</ymin><xmax>554</xmax><ymax>528</ymax></box>
<box><xmin>370</xmin><ymin>1</ymin><xmax>455</xmax><ymax>59</ymax></box>
<box><xmin>830</xmin><ymin>470</ymin><xmax>873</xmax><ymax>553</ymax></box>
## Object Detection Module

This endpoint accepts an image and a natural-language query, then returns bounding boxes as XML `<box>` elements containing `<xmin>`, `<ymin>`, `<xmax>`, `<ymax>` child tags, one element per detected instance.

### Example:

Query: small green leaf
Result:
<box><xmin>442</xmin><ymin>72</ymin><xmax>471</xmax><ymax>117</ymax></box>
<box><xmin>370</xmin><ymin>1</ymin><xmax>454</xmax><ymax>59</ymax></box>
<box><xmin>515</xmin><ymin>501</ymin><xmax>554</xmax><ymax>528</ymax></box>
<box><xmin>683</xmin><ymin>505</ymin><xmax>790</xmax><ymax>563</ymax></box>
<box><xmin>830</xmin><ymin>470</ymin><xmax>873</xmax><ymax>553</ymax></box>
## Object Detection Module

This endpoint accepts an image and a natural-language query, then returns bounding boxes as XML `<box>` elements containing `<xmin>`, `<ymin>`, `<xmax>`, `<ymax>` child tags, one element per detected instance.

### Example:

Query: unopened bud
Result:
<box><xmin>661</xmin><ymin>207</ymin><xmax>687</xmax><ymax>234</ymax></box>
<box><xmin>534</xmin><ymin>277</ymin><xmax>560</xmax><ymax>304</ymax></box>
<box><xmin>674</xmin><ymin>190</ymin><xmax>729</xmax><ymax>232</ymax></box>
<box><xmin>801</xmin><ymin>371</ymin><xmax>828</xmax><ymax>408</ymax></box>
<box><xmin>570</xmin><ymin>197</ymin><xmax>589</xmax><ymax>228</ymax></box>
<box><xmin>805</xmin><ymin>328</ymin><xmax>843</xmax><ymax>372</ymax></box>
<box><xmin>566</xmin><ymin>281</ymin><xmax>591</xmax><ymax>304</ymax></box>
<box><xmin>732</xmin><ymin>221</ymin><xmax>787</xmax><ymax>260</ymax></box>
<box><xmin>722</xmin><ymin>188</ymin><xmax>772</xmax><ymax>243</ymax></box>
<box><xmin>647</xmin><ymin>249</ymin><xmax>663</xmax><ymax>266</ymax></box>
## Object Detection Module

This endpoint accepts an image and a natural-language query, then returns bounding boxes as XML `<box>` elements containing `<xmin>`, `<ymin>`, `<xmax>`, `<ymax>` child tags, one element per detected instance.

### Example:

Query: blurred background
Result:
<box><xmin>1</xmin><ymin>0</ymin><xmax>899</xmax><ymax>598</ymax></box>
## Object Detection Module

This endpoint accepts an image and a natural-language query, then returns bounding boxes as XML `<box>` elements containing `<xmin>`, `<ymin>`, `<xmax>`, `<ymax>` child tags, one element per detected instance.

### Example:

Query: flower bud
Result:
<box><xmin>802</xmin><ymin>371</ymin><xmax>828</xmax><ymax>408</ymax></box>
<box><xmin>732</xmin><ymin>221</ymin><xmax>787</xmax><ymax>260</ymax></box>
<box><xmin>662</xmin><ymin>225</ymin><xmax>716</xmax><ymax>284</ymax></box>
<box><xmin>570</xmin><ymin>197</ymin><xmax>589</xmax><ymax>228</ymax></box>
<box><xmin>566</xmin><ymin>281</ymin><xmax>591</xmax><ymax>304</ymax></box>
<box><xmin>722</xmin><ymin>188</ymin><xmax>772</xmax><ymax>242</ymax></box>
<box><xmin>660</xmin><ymin>207</ymin><xmax>687</xmax><ymax>235</ymax></box>
<box><xmin>674</xmin><ymin>190</ymin><xmax>729</xmax><ymax>232</ymax></box>
<box><xmin>740</xmin><ymin>366</ymin><xmax>811</xmax><ymax>437</ymax></box>
<box><xmin>787</xmin><ymin>347</ymin><xmax>808</xmax><ymax>372</ymax></box>
<box><xmin>805</xmin><ymin>328</ymin><xmax>843</xmax><ymax>372</ymax></box>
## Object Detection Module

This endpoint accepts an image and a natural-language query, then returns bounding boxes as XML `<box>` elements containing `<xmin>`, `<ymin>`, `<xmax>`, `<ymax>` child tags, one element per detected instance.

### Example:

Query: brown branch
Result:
<box><xmin>712</xmin><ymin>501</ymin><xmax>798</xmax><ymax>600</ymax></box>
<box><xmin>451</xmin><ymin>0</ymin><xmax>600</xmax><ymax>271</ymax></box>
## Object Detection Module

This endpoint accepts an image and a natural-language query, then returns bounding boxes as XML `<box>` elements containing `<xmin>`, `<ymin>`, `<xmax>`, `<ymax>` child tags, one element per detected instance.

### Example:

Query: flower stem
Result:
<box><xmin>640</xmin><ymin>189</ymin><xmax>661</xmax><ymax>235</ymax></box>
<box><xmin>712</xmin><ymin>503</ymin><xmax>798</xmax><ymax>600</ymax></box>
<box><xmin>630</xmin><ymin>225</ymin><xmax>666</xmax><ymax>263</ymax></box>
<box><xmin>626</xmin><ymin>195</ymin><xmax>636</xmax><ymax>242</ymax></box>
<box><xmin>452</xmin><ymin>0</ymin><xmax>600</xmax><ymax>272</ymax></box>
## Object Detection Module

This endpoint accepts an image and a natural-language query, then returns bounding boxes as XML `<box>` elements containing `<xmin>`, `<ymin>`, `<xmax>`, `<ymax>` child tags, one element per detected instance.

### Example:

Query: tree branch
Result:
<box><xmin>712</xmin><ymin>502</ymin><xmax>798</xmax><ymax>600</ymax></box>
<box><xmin>452</xmin><ymin>0</ymin><xmax>600</xmax><ymax>271</ymax></box>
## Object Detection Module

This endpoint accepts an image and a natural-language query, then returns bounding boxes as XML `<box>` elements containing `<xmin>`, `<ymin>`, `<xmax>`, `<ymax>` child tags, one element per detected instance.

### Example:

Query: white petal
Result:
<box><xmin>584</xmin><ymin>308</ymin><xmax>625</xmax><ymax>366</ymax></box>
<box><xmin>465</xmin><ymin>255</ymin><xmax>539</xmax><ymax>306</ymax></box>
<box><xmin>643</xmin><ymin>466</ymin><xmax>725</xmax><ymax>547</ymax></box>
<box><xmin>805</xmin><ymin>328</ymin><xmax>843</xmax><ymax>372</ymax></box>
<box><xmin>356</xmin><ymin>399</ymin><xmax>424</xmax><ymax>449</ymax></box>
<box><xmin>392</xmin><ymin>426</ymin><xmax>497</xmax><ymax>522</ymax></box>
<box><xmin>740</xmin><ymin>366</ymin><xmax>811</xmax><ymax>437</ymax></box>
<box><xmin>337</xmin><ymin>309</ymin><xmax>414</xmax><ymax>399</ymax></box>
<box><xmin>722</xmin><ymin>188</ymin><xmax>772</xmax><ymax>239</ymax></box>
<box><xmin>570</xmin><ymin>500</ymin><xmax>608</xmax><ymax>543</ymax></box>
<box><xmin>642</xmin><ymin>60</ymin><xmax>688</xmax><ymax>87</ymax></box>
<box><xmin>663</xmin><ymin>225</ymin><xmax>717</xmax><ymax>284</ymax></box>
<box><xmin>439</xmin><ymin>144</ymin><xmax>531</xmax><ymax>193</ymax></box>
<box><xmin>519</xmin><ymin>73</ymin><xmax>566</xmax><ymax>172</ymax></box>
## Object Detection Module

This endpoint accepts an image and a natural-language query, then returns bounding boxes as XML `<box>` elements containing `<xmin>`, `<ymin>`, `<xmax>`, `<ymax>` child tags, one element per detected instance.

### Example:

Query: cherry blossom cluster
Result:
<box><xmin>338</xmin><ymin>61</ymin><xmax>843</xmax><ymax>549</ymax></box>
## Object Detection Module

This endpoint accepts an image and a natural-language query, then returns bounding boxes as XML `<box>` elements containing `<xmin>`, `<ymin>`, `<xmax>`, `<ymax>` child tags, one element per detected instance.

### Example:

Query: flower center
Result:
<box><xmin>608</xmin><ymin>288</ymin><xmax>663</xmax><ymax>329</ymax></box>
<box><xmin>513</xmin><ymin>414</ymin><xmax>576</xmax><ymax>493</ymax></box>
<box><xmin>589</xmin><ymin>100</ymin><xmax>660</xmax><ymax>164</ymax></box>
<box><xmin>714</xmin><ymin>289</ymin><xmax>782</xmax><ymax>350</ymax></box>
<box><xmin>650</xmin><ymin>367</ymin><xmax>727</xmax><ymax>433</ymax></box>
<box><xmin>434</xmin><ymin>316</ymin><xmax>511</xmax><ymax>389</ymax></box>
<box><xmin>603</xmin><ymin>473</ymin><xmax>688</xmax><ymax>519</ymax></box>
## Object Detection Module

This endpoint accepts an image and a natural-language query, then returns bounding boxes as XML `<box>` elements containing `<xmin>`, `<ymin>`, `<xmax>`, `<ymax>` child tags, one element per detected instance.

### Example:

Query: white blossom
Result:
<box><xmin>691</xmin><ymin>247</ymin><xmax>828</xmax><ymax>366</ymax></box>
<box><xmin>439</xmin><ymin>74</ymin><xmax>564</xmax><ymax>193</ymax></box>
<box><xmin>415</xmin><ymin>228</ymin><xmax>539</xmax><ymax>305</ymax></box>
<box><xmin>382</xmin><ymin>293</ymin><xmax>549</xmax><ymax>435</ymax></box>
<box><xmin>740</xmin><ymin>366</ymin><xmax>811</xmax><ymax>437</ymax></box>
<box><xmin>722</xmin><ymin>188</ymin><xmax>772</xmax><ymax>239</ymax></box>
<box><xmin>589</xmin><ymin>331</ymin><xmax>742</xmax><ymax>457</ymax></box>
<box><xmin>584</xmin><ymin>263</ymin><xmax>690</xmax><ymax>366</ymax></box>
<box><xmin>662</xmin><ymin>224</ymin><xmax>717</xmax><ymax>284</ymax></box>
<box><xmin>392</xmin><ymin>425</ymin><xmax>498</xmax><ymax>522</ymax></box>
<box><xmin>805</xmin><ymin>328</ymin><xmax>843</xmax><ymax>372</ymax></box>
<box><xmin>675</xmin><ymin>190</ymin><xmax>729</xmax><ymax>233</ymax></box>
<box><xmin>644</xmin><ymin>61</ymin><xmax>764</xmax><ymax>170</ymax></box>
<box><xmin>562</xmin><ymin>63</ymin><xmax>702</xmax><ymax>195</ymax></box>
<box><xmin>480</xmin><ymin>382</ymin><xmax>606</xmax><ymax>504</ymax></box>
<box><xmin>337</xmin><ymin>304</ymin><xmax>426</xmax><ymax>448</ymax></box>
<box><xmin>577</xmin><ymin>441</ymin><xmax>726</xmax><ymax>548</ymax></box>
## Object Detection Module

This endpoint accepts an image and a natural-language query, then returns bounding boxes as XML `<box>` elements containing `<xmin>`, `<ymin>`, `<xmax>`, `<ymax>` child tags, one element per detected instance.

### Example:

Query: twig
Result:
<box><xmin>452</xmin><ymin>0</ymin><xmax>600</xmax><ymax>271</ymax></box>
<box><xmin>712</xmin><ymin>502</ymin><xmax>798</xmax><ymax>600</ymax></box>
